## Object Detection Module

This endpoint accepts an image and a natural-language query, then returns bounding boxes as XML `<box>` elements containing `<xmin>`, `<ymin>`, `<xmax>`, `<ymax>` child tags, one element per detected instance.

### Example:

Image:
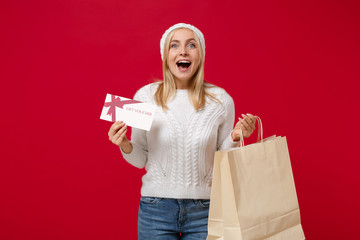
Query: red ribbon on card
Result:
<box><xmin>104</xmin><ymin>95</ymin><xmax>141</xmax><ymax>122</ymax></box>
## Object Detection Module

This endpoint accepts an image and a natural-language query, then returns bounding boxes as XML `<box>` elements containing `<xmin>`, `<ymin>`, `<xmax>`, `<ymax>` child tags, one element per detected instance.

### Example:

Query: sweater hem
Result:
<box><xmin>141</xmin><ymin>185</ymin><xmax>211</xmax><ymax>200</ymax></box>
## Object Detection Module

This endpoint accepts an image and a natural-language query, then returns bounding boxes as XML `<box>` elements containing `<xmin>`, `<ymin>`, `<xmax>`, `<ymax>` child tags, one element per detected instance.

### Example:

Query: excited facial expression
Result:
<box><xmin>167</xmin><ymin>28</ymin><xmax>201</xmax><ymax>89</ymax></box>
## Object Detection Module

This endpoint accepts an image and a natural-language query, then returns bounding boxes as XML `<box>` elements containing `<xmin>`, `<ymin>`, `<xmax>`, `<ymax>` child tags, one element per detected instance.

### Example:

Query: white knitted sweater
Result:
<box><xmin>120</xmin><ymin>83</ymin><xmax>238</xmax><ymax>199</ymax></box>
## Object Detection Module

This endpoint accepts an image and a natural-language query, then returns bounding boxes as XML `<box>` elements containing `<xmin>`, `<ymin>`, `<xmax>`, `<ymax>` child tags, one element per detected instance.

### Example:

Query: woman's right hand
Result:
<box><xmin>108</xmin><ymin>121</ymin><xmax>129</xmax><ymax>147</ymax></box>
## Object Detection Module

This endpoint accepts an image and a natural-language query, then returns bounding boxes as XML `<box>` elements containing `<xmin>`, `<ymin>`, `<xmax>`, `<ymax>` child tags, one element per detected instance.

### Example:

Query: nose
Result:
<box><xmin>180</xmin><ymin>46</ymin><xmax>188</xmax><ymax>56</ymax></box>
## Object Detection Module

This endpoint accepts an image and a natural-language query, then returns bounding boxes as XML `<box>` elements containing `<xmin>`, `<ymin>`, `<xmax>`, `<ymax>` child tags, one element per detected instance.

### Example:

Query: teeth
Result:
<box><xmin>178</xmin><ymin>60</ymin><xmax>190</xmax><ymax>64</ymax></box>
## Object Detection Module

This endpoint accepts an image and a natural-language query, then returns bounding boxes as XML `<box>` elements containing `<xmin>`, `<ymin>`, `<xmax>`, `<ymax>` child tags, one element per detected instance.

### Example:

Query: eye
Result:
<box><xmin>170</xmin><ymin>43</ymin><xmax>178</xmax><ymax>49</ymax></box>
<box><xmin>188</xmin><ymin>43</ymin><xmax>196</xmax><ymax>48</ymax></box>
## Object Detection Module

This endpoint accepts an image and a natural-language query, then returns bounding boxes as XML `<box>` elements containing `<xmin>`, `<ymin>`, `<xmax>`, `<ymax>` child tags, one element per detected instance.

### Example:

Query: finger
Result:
<box><xmin>240</xmin><ymin>124</ymin><xmax>250</xmax><ymax>138</ymax></box>
<box><xmin>243</xmin><ymin>116</ymin><xmax>255</xmax><ymax>131</ymax></box>
<box><xmin>112</xmin><ymin>121</ymin><xmax>124</xmax><ymax>129</ymax></box>
<box><xmin>108</xmin><ymin>121</ymin><xmax>122</xmax><ymax>137</ymax></box>
<box><xmin>109</xmin><ymin>123</ymin><xmax>126</xmax><ymax>142</ymax></box>
<box><xmin>112</xmin><ymin>124</ymin><xmax>127</xmax><ymax>142</ymax></box>
<box><xmin>241</xmin><ymin>114</ymin><xmax>254</xmax><ymax>124</ymax></box>
<box><xmin>246</xmin><ymin>113</ymin><xmax>256</xmax><ymax>124</ymax></box>
<box><xmin>114</xmin><ymin>129</ymin><xmax>128</xmax><ymax>146</ymax></box>
<box><xmin>243</xmin><ymin>114</ymin><xmax>256</xmax><ymax>132</ymax></box>
<box><xmin>108</xmin><ymin>121</ymin><xmax>124</xmax><ymax>138</ymax></box>
<box><xmin>238</xmin><ymin>118</ymin><xmax>249</xmax><ymax>132</ymax></box>
<box><xmin>241</xmin><ymin>123</ymin><xmax>250</xmax><ymax>133</ymax></box>
<box><xmin>241</xmin><ymin>119</ymin><xmax>251</xmax><ymax>131</ymax></box>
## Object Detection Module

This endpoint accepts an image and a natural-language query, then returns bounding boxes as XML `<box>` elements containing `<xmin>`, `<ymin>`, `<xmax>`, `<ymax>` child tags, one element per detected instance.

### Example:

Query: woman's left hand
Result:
<box><xmin>232</xmin><ymin>113</ymin><xmax>257</xmax><ymax>141</ymax></box>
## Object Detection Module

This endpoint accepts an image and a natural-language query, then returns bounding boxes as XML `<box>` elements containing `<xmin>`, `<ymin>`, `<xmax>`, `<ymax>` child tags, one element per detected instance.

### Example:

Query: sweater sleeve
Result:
<box><xmin>119</xmin><ymin>87</ymin><xmax>149</xmax><ymax>169</ymax></box>
<box><xmin>217</xmin><ymin>92</ymin><xmax>240</xmax><ymax>150</ymax></box>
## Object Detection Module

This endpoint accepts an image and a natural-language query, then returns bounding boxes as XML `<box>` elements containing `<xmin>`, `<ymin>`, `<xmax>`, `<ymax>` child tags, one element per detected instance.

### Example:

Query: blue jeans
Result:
<box><xmin>138</xmin><ymin>197</ymin><xmax>210</xmax><ymax>240</ymax></box>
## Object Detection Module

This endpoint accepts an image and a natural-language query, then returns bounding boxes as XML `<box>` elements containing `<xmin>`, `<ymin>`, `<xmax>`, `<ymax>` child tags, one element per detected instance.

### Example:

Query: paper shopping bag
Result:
<box><xmin>207</xmin><ymin>118</ymin><xmax>305</xmax><ymax>240</ymax></box>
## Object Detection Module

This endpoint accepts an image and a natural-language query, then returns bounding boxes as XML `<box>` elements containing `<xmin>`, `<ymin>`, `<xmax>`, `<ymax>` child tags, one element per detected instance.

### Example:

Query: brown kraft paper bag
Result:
<box><xmin>207</xmin><ymin>118</ymin><xmax>305</xmax><ymax>240</ymax></box>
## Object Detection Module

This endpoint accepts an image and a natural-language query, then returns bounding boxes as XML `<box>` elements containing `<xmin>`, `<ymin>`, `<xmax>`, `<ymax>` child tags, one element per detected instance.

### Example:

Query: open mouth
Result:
<box><xmin>176</xmin><ymin>60</ymin><xmax>191</xmax><ymax>72</ymax></box>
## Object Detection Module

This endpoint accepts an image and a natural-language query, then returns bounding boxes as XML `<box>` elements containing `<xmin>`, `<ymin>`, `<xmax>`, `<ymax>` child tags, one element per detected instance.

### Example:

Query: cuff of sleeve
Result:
<box><xmin>119</xmin><ymin>143</ymin><xmax>146</xmax><ymax>169</ymax></box>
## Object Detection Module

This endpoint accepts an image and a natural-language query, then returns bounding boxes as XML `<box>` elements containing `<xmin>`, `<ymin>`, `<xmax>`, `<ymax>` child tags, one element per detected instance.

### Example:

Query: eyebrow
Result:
<box><xmin>170</xmin><ymin>38</ymin><xmax>197</xmax><ymax>43</ymax></box>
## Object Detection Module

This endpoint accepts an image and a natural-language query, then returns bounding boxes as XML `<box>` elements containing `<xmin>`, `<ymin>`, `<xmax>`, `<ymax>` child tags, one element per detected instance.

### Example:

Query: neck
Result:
<box><xmin>175</xmin><ymin>79</ymin><xmax>190</xmax><ymax>89</ymax></box>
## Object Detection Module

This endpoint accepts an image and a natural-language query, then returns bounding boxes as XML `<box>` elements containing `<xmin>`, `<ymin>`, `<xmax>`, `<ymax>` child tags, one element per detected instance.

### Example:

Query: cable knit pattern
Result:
<box><xmin>120</xmin><ymin>83</ymin><xmax>238</xmax><ymax>199</ymax></box>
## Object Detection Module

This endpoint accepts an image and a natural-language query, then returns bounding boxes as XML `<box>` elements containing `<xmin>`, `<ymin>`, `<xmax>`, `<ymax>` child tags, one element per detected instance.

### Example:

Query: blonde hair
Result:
<box><xmin>154</xmin><ymin>28</ymin><xmax>219</xmax><ymax>111</ymax></box>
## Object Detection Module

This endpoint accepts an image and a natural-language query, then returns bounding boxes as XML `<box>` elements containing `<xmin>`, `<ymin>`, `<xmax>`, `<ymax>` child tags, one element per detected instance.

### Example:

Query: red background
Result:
<box><xmin>1</xmin><ymin>0</ymin><xmax>359</xmax><ymax>239</ymax></box>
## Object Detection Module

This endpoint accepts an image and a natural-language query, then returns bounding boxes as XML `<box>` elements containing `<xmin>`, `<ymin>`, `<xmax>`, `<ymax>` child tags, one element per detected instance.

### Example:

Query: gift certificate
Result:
<box><xmin>100</xmin><ymin>93</ymin><xmax>156</xmax><ymax>131</ymax></box>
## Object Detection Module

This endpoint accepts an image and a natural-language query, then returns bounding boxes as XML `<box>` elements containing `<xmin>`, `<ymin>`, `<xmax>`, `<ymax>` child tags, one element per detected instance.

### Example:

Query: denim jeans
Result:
<box><xmin>138</xmin><ymin>197</ymin><xmax>210</xmax><ymax>240</ymax></box>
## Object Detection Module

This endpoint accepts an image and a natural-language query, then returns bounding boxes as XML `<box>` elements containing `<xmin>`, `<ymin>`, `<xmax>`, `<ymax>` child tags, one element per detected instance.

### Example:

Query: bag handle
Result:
<box><xmin>239</xmin><ymin>116</ymin><xmax>263</xmax><ymax>147</ymax></box>
<box><xmin>256</xmin><ymin>116</ymin><xmax>263</xmax><ymax>143</ymax></box>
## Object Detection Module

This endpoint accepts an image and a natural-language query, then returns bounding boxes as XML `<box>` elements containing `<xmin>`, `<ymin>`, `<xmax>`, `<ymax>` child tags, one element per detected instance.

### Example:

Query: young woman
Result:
<box><xmin>108</xmin><ymin>23</ymin><xmax>257</xmax><ymax>240</ymax></box>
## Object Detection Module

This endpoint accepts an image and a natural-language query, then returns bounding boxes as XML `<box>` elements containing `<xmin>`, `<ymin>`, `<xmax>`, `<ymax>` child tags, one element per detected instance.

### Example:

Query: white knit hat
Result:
<box><xmin>160</xmin><ymin>23</ymin><xmax>205</xmax><ymax>61</ymax></box>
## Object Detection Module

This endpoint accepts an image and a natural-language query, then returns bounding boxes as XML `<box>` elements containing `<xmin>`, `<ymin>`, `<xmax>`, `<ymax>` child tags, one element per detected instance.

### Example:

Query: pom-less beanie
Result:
<box><xmin>160</xmin><ymin>23</ymin><xmax>205</xmax><ymax>61</ymax></box>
